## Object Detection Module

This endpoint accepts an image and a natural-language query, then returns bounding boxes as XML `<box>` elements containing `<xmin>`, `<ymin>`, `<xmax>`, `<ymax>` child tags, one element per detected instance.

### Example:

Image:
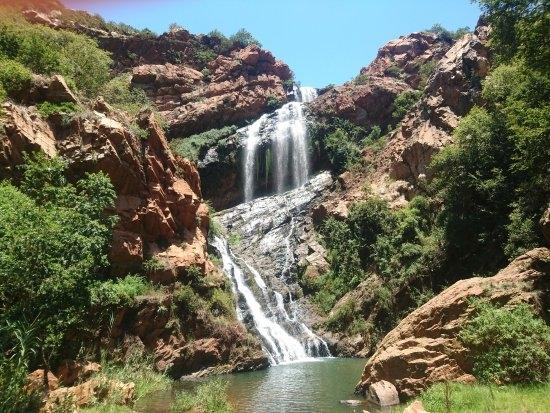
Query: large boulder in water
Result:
<box><xmin>355</xmin><ymin>247</ymin><xmax>550</xmax><ymax>399</ymax></box>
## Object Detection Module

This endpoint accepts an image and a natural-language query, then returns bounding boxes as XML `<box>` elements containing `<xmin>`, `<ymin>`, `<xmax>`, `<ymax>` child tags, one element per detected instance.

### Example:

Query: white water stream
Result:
<box><xmin>213</xmin><ymin>86</ymin><xmax>331</xmax><ymax>365</ymax></box>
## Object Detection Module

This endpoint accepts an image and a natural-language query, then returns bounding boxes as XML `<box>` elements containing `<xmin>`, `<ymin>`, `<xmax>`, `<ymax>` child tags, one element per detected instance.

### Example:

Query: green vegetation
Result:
<box><xmin>353</xmin><ymin>73</ymin><xmax>370</xmax><ymax>85</ymax></box>
<box><xmin>0</xmin><ymin>57</ymin><xmax>32</xmax><ymax>99</ymax></box>
<box><xmin>36</xmin><ymin>101</ymin><xmax>81</xmax><ymax>125</ymax></box>
<box><xmin>171</xmin><ymin>379</ymin><xmax>234</xmax><ymax>413</ymax></box>
<box><xmin>229</xmin><ymin>28</ymin><xmax>261</xmax><ymax>48</ymax></box>
<box><xmin>101</xmin><ymin>74</ymin><xmax>150</xmax><ymax>114</ymax></box>
<box><xmin>91</xmin><ymin>275</ymin><xmax>152</xmax><ymax>308</ymax></box>
<box><xmin>419</xmin><ymin>381</ymin><xmax>550</xmax><ymax>413</ymax></box>
<box><xmin>0</xmin><ymin>152</ymin><xmax>117</xmax><ymax>407</ymax></box>
<box><xmin>427</xmin><ymin>23</ymin><xmax>471</xmax><ymax>41</ymax></box>
<box><xmin>266</xmin><ymin>95</ymin><xmax>282</xmax><ymax>111</ymax></box>
<box><xmin>418</xmin><ymin>60</ymin><xmax>437</xmax><ymax>88</ymax></box>
<box><xmin>170</xmin><ymin>126</ymin><xmax>237</xmax><ymax>163</ymax></box>
<box><xmin>460</xmin><ymin>303</ymin><xmax>550</xmax><ymax>384</ymax></box>
<box><xmin>391</xmin><ymin>90</ymin><xmax>422</xmax><ymax>123</ymax></box>
<box><xmin>0</xmin><ymin>10</ymin><xmax>112</xmax><ymax>96</ymax></box>
<box><xmin>311</xmin><ymin>0</ymin><xmax>550</xmax><ymax>377</ymax></box>
<box><xmin>195</xmin><ymin>47</ymin><xmax>218</xmax><ymax>65</ymax></box>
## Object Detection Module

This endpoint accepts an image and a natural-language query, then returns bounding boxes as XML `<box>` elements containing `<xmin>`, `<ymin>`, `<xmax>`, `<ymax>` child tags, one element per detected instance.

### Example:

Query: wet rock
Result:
<box><xmin>340</xmin><ymin>399</ymin><xmax>364</xmax><ymax>406</ymax></box>
<box><xmin>356</xmin><ymin>248</ymin><xmax>550</xmax><ymax>399</ymax></box>
<box><xmin>367</xmin><ymin>380</ymin><xmax>399</xmax><ymax>406</ymax></box>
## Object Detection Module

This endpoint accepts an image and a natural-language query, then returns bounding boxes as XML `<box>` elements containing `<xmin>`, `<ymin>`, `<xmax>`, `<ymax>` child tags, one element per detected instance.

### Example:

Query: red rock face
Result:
<box><xmin>132</xmin><ymin>45</ymin><xmax>292</xmax><ymax>137</ymax></box>
<box><xmin>310</xmin><ymin>32</ymin><xmax>453</xmax><ymax>130</ymax></box>
<box><xmin>0</xmin><ymin>97</ymin><xmax>209</xmax><ymax>279</ymax></box>
<box><xmin>355</xmin><ymin>247</ymin><xmax>550</xmax><ymax>399</ymax></box>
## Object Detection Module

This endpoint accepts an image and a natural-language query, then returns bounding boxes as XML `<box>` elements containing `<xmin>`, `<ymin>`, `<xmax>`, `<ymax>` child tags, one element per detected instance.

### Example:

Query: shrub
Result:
<box><xmin>130</xmin><ymin>123</ymin><xmax>149</xmax><ymax>140</ymax></box>
<box><xmin>37</xmin><ymin>101</ymin><xmax>80</xmax><ymax>125</ymax></box>
<box><xmin>143</xmin><ymin>257</ymin><xmax>165</xmax><ymax>274</ymax></box>
<box><xmin>362</xmin><ymin>125</ymin><xmax>382</xmax><ymax>147</ymax></box>
<box><xmin>209</xmin><ymin>289</ymin><xmax>235</xmax><ymax>317</ymax></box>
<box><xmin>325</xmin><ymin>301</ymin><xmax>357</xmax><ymax>332</ymax></box>
<box><xmin>173</xmin><ymin>285</ymin><xmax>202</xmax><ymax>314</ymax></box>
<box><xmin>0</xmin><ymin>152</ymin><xmax>116</xmax><ymax>371</ymax></box>
<box><xmin>384</xmin><ymin>64</ymin><xmax>403</xmax><ymax>78</ymax></box>
<box><xmin>170</xmin><ymin>125</ymin><xmax>237</xmax><ymax>163</ymax></box>
<box><xmin>323</xmin><ymin>129</ymin><xmax>361</xmax><ymax>172</ymax></box>
<box><xmin>427</xmin><ymin>23</ymin><xmax>471</xmax><ymax>41</ymax></box>
<box><xmin>0</xmin><ymin>58</ymin><xmax>32</xmax><ymax>96</ymax></box>
<box><xmin>392</xmin><ymin>90</ymin><xmax>422</xmax><ymax>123</ymax></box>
<box><xmin>195</xmin><ymin>48</ymin><xmax>217</xmax><ymax>65</ymax></box>
<box><xmin>229</xmin><ymin>28</ymin><xmax>261</xmax><ymax>48</ymax></box>
<box><xmin>101</xmin><ymin>74</ymin><xmax>150</xmax><ymax>114</ymax></box>
<box><xmin>459</xmin><ymin>303</ymin><xmax>550</xmax><ymax>384</ymax></box>
<box><xmin>90</xmin><ymin>275</ymin><xmax>151</xmax><ymax>308</ymax></box>
<box><xmin>265</xmin><ymin>95</ymin><xmax>281</xmax><ymax>111</ymax></box>
<box><xmin>353</xmin><ymin>73</ymin><xmax>370</xmax><ymax>85</ymax></box>
<box><xmin>0</xmin><ymin>12</ymin><xmax>112</xmax><ymax>96</ymax></box>
<box><xmin>418</xmin><ymin>60</ymin><xmax>437</xmax><ymax>88</ymax></box>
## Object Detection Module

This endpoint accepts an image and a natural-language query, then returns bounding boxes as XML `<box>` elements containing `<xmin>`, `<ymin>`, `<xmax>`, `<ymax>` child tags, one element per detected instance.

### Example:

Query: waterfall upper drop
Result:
<box><xmin>243</xmin><ymin>86</ymin><xmax>318</xmax><ymax>202</ymax></box>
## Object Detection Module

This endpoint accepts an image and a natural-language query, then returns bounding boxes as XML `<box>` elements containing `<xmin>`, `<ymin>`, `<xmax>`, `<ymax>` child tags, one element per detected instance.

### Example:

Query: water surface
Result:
<box><xmin>137</xmin><ymin>358</ymin><xmax>393</xmax><ymax>413</ymax></box>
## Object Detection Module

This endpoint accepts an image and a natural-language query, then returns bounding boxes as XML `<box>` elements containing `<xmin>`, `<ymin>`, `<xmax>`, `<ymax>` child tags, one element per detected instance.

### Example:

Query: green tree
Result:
<box><xmin>0</xmin><ymin>152</ymin><xmax>116</xmax><ymax>374</ymax></box>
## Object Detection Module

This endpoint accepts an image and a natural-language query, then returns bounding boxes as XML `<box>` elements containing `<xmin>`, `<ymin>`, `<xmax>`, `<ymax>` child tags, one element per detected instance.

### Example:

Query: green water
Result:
<box><xmin>138</xmin><ymin>358</ymin><xmax>393</xmax><ymax>413</ymax></box>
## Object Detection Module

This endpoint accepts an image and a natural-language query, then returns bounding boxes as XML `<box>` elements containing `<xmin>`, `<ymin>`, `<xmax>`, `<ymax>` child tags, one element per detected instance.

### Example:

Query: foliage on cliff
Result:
<box><xmin>315</xmin><ymin>0</ymin><xmax>549</xmax><ymax>358</ymax></box>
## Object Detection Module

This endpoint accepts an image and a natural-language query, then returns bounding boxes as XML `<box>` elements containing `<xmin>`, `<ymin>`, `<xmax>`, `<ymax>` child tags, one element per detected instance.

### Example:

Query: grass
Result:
<box><xmin>415</xmin><ymin>382</ymin><xmax>550</xmax><ymax>413</ymax></box>
<box><xmin>171</xmin><ymin>379</ymin><xmax>233</xmax><ymax>413</ymax></box>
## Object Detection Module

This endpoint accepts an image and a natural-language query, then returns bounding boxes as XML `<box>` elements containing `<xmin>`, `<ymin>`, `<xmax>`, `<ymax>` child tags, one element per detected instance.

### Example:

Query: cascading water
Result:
<box><xmin>243</xmin><ymin>86</ymin><xmax>318</xmax><ymax>202</ymax></box>
<box><xmin>213</xmin><ymin>86</ymin><xmax>331</xmax><ymax>365</ymax></box>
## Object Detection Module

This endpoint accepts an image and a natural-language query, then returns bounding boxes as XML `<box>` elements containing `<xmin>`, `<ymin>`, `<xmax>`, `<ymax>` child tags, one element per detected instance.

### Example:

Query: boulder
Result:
<box><xmin>367</xmin><ymin>380</ymin><xmax>399</xmax><ymax>406</ymax></box>
<box><xmin>56</xmin><ymin>360</ymin><xmax>101</xmax><ymax>386</ymax></box>
<box><xmin>41</xmin><ymin>379</ymin><xmax>135</xmax><ymax>413</ymax></box>
<box><xmin>356</xmin><ymin>247</ymin><xmax>550</xmax><ymax>399</ymax></box>
<box><xmin>26</xmin><ymin>369</ymin><xmax>59</xmax><ymax>393</ymax></box>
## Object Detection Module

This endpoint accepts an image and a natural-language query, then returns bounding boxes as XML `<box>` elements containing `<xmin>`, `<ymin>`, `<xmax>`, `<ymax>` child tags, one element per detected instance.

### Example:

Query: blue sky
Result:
<box><xmin>64</xmin><ymin>0</ymin><xmax>481</xmax><ymax>88</ymax></box>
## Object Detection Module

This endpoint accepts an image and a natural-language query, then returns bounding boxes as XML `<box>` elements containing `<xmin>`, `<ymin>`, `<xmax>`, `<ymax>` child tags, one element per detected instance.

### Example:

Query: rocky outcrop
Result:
<box><xmin>310</xmin><ymin>32</ymin><xmax>453</xmax><ymax>130</ymax></box>
<box><xmin>132</xmin><ymin>45</ymin><xmax>292</xmax><ymax>137</ymax></box>
<box><xmin>1</xmin><ymin>94</ymin><xmax>209</xmax><ymax>278</ymax></box>
<box><xmin>370</xmin><ymin>27</ymin><xmax>489</xmax><ymax>205</ymax></box>
<box><xmin>318</xmin><ymin>25</ymin><xmax>489</xmax><ymax>216</ymax></box>
<box><xmin>356</xmin><ymin>247</ymin><xmax>550</xmax><ymax>399</ymax></box>
<box><xmin>109</xmin><ymin>293</ymin><xmax>268</xmax><ymax>378</ymax></box>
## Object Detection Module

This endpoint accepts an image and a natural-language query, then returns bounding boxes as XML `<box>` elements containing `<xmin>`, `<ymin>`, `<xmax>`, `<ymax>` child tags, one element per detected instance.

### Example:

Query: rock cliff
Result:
<box><xmin>355</xmin><ymin>247</ymin><xmax>550</xmax><ymax>399</ymax></box>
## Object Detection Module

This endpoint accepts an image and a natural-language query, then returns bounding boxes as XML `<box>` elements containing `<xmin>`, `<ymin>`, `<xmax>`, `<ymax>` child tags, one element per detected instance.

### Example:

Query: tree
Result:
<box><xmin>0</xmin><ymin>153</ymin><xmax>116</xmax><ymax>375</ymax></box>
<box><xmin>229</xmin><ymin>28</ymin><xmax>262</xmax><ymax>48</ymax></box>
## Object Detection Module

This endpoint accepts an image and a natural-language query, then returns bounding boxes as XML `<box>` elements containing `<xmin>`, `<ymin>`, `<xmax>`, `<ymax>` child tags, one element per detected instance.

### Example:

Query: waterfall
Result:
<box><xmin>213</xmin><ymin>173</ymin><xmax>333</xmax><ymax>365</ymax></box>
<box><xmin>243</xmin><ymin>86</ymin><xmax>318</xmax><ymax>202</ymax></box>
<box><xmin>212</xmin><ymin>236</ymin><xmax>315</xmax><ymax>364</ymax></box>
<box><xmin>214</xmin><ymin>86</ymin><xmax>330</xmax><ymax>365</ymax></box>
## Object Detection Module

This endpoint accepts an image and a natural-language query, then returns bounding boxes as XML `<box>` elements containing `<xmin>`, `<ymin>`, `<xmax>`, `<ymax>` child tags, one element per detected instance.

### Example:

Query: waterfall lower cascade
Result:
<box><xmin>243</xmin><ymin>86</ymin><xmax>318</xmax><ymax>202</ymax></box>
<box><xmin>213</xmin><ymin>88</ymin><xmax>332</xmax><ymax>364</ymax></box>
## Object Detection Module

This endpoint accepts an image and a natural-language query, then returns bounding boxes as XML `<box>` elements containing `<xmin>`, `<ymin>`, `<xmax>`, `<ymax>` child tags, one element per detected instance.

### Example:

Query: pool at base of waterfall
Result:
<box><xmin>136</xmin><ymin>358</ymin><xmax>397</xmax><ymax>413</ymax></box>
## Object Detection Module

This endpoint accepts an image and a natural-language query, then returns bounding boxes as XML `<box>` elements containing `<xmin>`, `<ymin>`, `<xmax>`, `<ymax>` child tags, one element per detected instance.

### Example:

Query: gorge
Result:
<box><xmin>0</xmin><ymin>1</ymin><xmax>549</xmax><ymax>413</ymax></box>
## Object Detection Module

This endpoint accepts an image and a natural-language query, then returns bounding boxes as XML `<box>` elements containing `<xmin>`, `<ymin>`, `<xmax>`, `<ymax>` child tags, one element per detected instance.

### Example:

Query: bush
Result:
<box><xmin>418</xmin><ymin>60</ymin><xmax>437</xmax><ymax>88</ymax></box>
<box><xmin>229</xmin><ymin>28</ymin><xmax>261</xmax><ymax>48</ymax></box>
<box><xmin>170</xmin><ymin>126</ymin><xmax>237</xmax><ymax>163</ymax></box>
<box><xmin>90</xmin><ymin>275</ymin><xmax>151</xmax><ymax>308</ymax></box>
<box><xmin>353</xmin><ymin>73</ymin><xmax>370</xmax><ymax>85</ymax></box>
<box><xmin>0</xmin><ymin>58</ymin><xmax>32</xmax><ymax>96</ymax></box>
<box><xmin>265</xmin><ymin>95</ymin><xmax>281</xmax><ymax>111</ymax></box>
<box><xmin>195</xmin><ymin>48</ymin><xmax>217</xmax><ymax>65</ymax></box>
<box><xmin>173</xmin><ymin>285</ymin><xmax>202</xmax><ymax>314</ymax></box>
<box><xmin>384</xmin><ymin>64</ymin><xmax>403</xmax><ymax>78</ymax></box>
<box><xmin>427</xmin><ymin>23</ymin><xmax>471</xmax><ymax>41</ymax></box>
<box><xmin>37</xmin><ymin>101</ymin><xmax>80</xmax><ymax>125</ymax></box>
<box><xmin>209</xmin><ymin>289</ymin><xmax>235</xmax><ymax>318</ymax></box>
<box><xmin>323</xmin><ymin>129</ymin><xmax>361</xmax><ymax>172</ymax></box>
<box><xmin>0</xmin><ymin>152</ymin><xmax>116</xmax><ymax>371</ymax></box>
<box><xmin>392</xmin><ymin>90</ymin><xmax>422</xmax><ymax>123</ymax></box>
<box><xmin>0</xmin><ymin>12</ymin><xmax>112</xmax><ymax>96</ymax></box>
<box><xmin>459</xmin><ymin>303</ymin><xmax>550</xmax><ymax>384</ymax></box>
<box><xmin>101</xmin><ymin>74</ymin><xmax>150</xmax><ymax>114</ymax></box>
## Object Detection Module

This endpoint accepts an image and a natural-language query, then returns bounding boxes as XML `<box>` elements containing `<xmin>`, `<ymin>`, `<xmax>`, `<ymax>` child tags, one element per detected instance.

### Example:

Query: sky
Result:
<box><xmin>63</xmin><ymin>0</ymin><xmax>481</xmax><ymax>88</ymax></box>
